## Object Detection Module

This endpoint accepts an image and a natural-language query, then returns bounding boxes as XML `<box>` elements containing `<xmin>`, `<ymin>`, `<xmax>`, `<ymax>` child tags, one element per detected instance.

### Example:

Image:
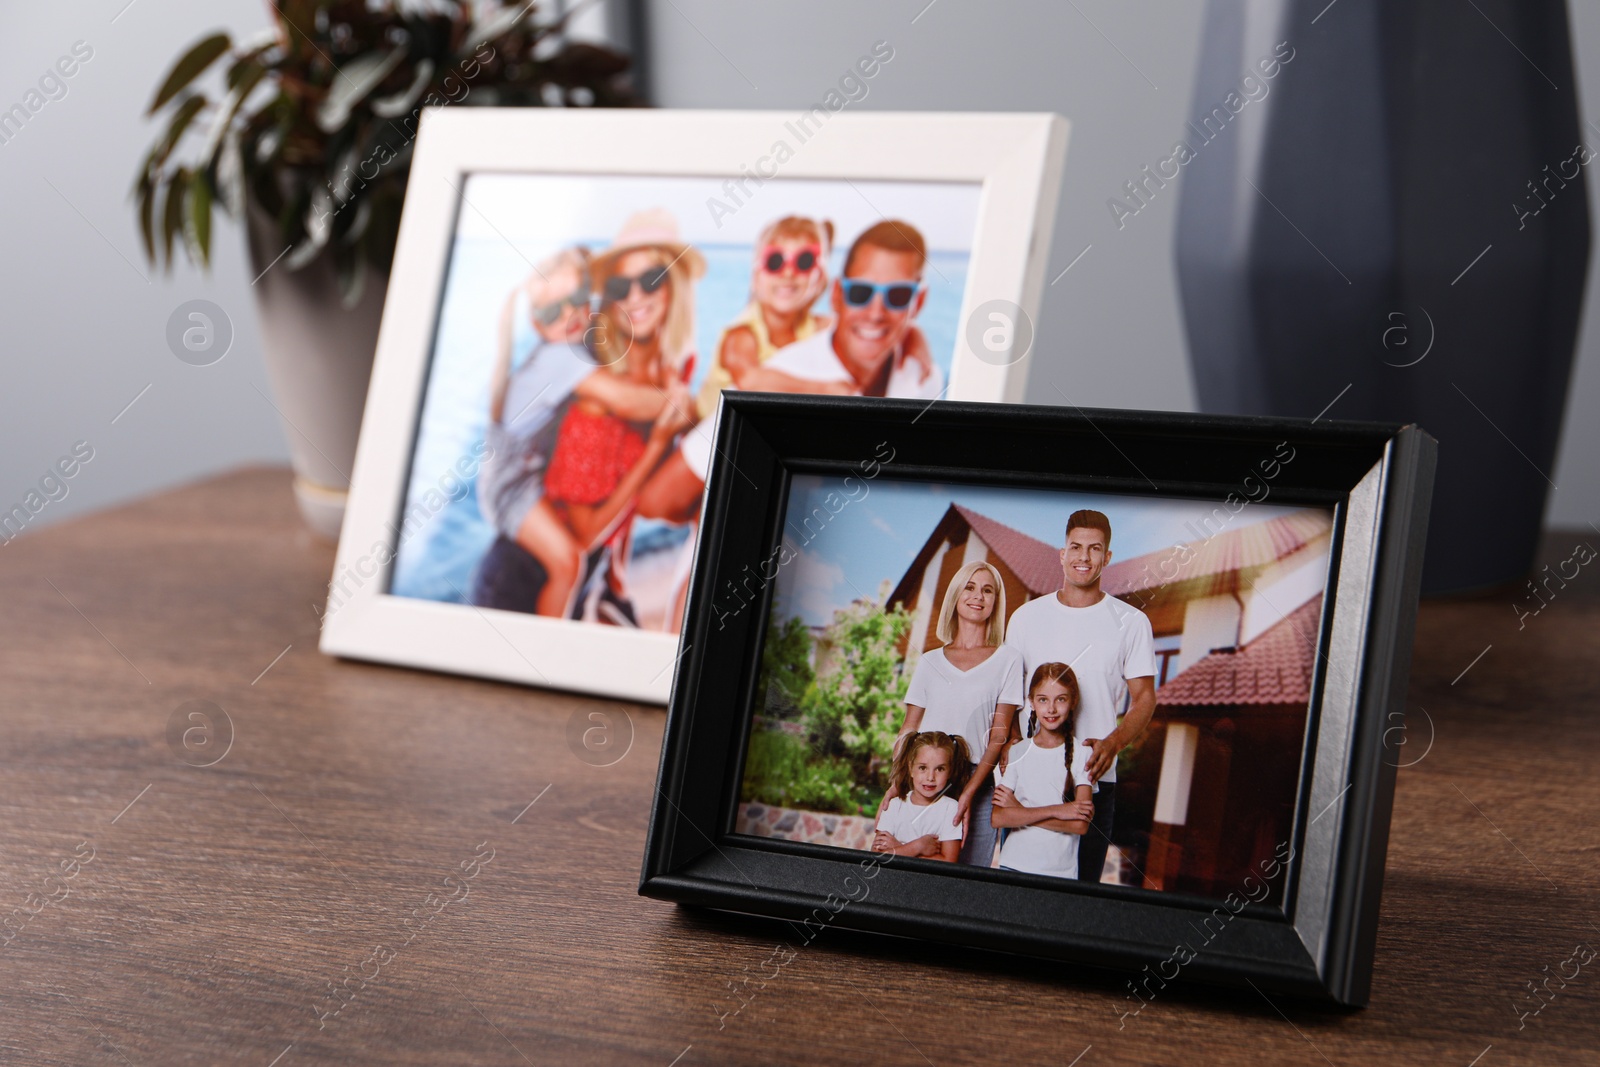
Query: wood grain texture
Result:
<box><xmin>0</xmin><ymin>467</ymin><xmax>1596</xmax><ymax>1066</ymax></box>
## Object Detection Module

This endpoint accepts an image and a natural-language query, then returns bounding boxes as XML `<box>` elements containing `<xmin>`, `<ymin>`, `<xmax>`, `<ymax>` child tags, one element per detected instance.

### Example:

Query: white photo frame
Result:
<box><xmin>320</xmin><ymin>108</ymin><xmax>1069</xmax><ymax>703</ymax></box>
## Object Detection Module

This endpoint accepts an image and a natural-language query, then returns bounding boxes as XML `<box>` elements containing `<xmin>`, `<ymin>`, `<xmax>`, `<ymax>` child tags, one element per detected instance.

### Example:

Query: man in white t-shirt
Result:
<box><xmin>1003</xmin><ymin>509</ymin><xmax>1157</xmax><ymax>883</ymax></box>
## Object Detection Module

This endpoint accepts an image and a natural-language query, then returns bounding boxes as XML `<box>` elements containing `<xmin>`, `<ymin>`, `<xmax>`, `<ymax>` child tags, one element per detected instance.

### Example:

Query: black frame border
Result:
<box><xmin>640</xmin><ymin>393</ymin><xmax>1436</xmax><ymax>1008</ymax></box>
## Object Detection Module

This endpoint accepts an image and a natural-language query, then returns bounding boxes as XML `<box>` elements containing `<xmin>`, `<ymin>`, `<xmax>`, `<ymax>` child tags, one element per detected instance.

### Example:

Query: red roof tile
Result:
<box><xmin>952</xmin><ymin>505</ymin><xmax>1063</xmax><ymax>595</ymax></box>
<box><xmin>1102</xmin><ymin>510</ymin><xmax>1333</xmax><ymax>599</ymax></box>
<box><xmin>1156</xmin><ymin>596</ymin><xmax>1324</xmax><ymax>707</ymax></box>
<box><xmin>948</xmin><ymin>504</ymin><xmax>1332</xmax><ymax>604</ymax></box>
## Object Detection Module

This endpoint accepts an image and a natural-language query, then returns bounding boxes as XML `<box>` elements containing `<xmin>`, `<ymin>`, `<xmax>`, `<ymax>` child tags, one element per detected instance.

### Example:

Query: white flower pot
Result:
<box><xmin>246</xmin><ymin>208</ymin><xmax>388</xmax><ymax>541</ymax></box>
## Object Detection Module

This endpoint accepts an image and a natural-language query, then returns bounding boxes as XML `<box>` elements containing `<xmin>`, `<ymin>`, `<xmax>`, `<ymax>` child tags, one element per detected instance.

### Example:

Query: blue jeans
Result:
<box><xmin>959</xmin><ymin>779</ymin><xmax>997</xmax><ymax>867</ymax></box>
<box><xmin>1076</xmin><ymin>781</ymin><xmax>1117</xmax><ymax>883</ymax></box>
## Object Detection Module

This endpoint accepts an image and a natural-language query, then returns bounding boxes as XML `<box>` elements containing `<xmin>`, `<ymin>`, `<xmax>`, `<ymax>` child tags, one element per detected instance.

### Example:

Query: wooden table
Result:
<box><xmin>2</xmin><ymin>468</ymin><xmax>1596</xmax><ymax>1066</ymax></box>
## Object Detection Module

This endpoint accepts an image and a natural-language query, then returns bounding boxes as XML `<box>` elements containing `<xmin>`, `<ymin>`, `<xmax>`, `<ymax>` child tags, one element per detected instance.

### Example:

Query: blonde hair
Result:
<box><xmin>934</xmin><ymin>560</ymin><xmax>1007</xmax><ymax>646</ymax></box>
<box><xmin>591</xmin><ymin>246</ymin><xmax>698</xmax><ymax>373</ymax></box>
<box><xmin>755</xmin><ymin>215</ymin><xmax>834</xmax><ymax>259</ymax></box>
<box><xmin>536</xmin><ymin>246</ymin><xmax>590</xmax><ymax>284</ymax></box>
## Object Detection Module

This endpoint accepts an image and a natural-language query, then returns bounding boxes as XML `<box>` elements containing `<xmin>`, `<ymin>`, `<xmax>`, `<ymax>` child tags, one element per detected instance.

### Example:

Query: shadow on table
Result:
<box><xmin>661</xmin><ymin>903</ymin><xmax>1351</xmax><ymax>1022</ymax></box>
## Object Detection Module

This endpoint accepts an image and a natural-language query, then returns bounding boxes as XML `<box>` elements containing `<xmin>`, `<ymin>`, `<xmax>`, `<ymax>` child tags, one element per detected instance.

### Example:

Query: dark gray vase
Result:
<box><xmin>1175</xmin><ymin>0</ymin><xmax>1589</xmax><ymax>594</ymax></box>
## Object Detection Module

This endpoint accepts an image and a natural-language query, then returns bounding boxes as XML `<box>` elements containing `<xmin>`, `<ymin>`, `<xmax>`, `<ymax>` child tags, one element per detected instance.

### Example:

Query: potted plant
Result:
<box><xmin>135</xmin><ymin>1</ymin><xmax>635</xmax><ymax>538</ymax></box>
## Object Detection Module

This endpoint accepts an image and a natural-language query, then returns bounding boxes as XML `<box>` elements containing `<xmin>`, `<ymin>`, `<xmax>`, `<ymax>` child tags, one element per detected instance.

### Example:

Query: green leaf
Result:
<box><xmin>316</xmin><ymin>46</ymin><xmax>408</xmax><ymax>133</ymax></box>
<box><xmin>225</xmin><ymin>43</ymin><xmax>272</xmax><ymax>90</ymax></box>
<box><xmin>151</xmin><ymin>95</ymin><xmax>208</xmax><ymax>172</ymax></box>
<box><xmin>284</xmin><ymin>186</ymin><xmax>334</xmax><ymax>271</ymax></box>
<box><xmin>461</xmin><ymin>5</ymin><xmax>536</xmax><ymax>55</ymax></box>
<box><xmin>361</xmin><ymin>187</ymin><xmax>402</xmax><ymax>275</ymax></box>
<box><xmin>369</xmin><ymin>59</ymin><xmax>433</xmax><ymax>118</ymax></box>
<box><xmin>273</xmin><ymin>1</ymin><xmax>320</xmax><ymax>55</ymax></box>
<box><xmin>137</xmin><ymin>181</ymin><xmax>155</xmax><ymax>263</ymax></box>
<box><xmin>215</xmin><ymin>130</ymin><xmax>245</xmax><ymax>215</ymax></box>
<box><xmin>199</xmin><ymin>60</ymin><xmax>266</xmax><ymax>170</ymax></box>
<box><xmin>148</xmin><ymin>33</ymin><xmax>231</xmax><ymax>115</ymax></box>
<box><xmin>335</xmin><ymin>241</ymin><xmax>366</xmax><ymax>308</ymax></box>
<box><xmin>162</xmin><ymin>169</ymin><xmax>190</xmax><ymax>268</ymax></box>
<box><xmin>187</xmin><ymin>172</ymin><xmax>213</xmax><ymax>268</ymax></box>
<box><xmin>336</xmin><ymin>194</ymin><xmax>371</xmax><ymax>247</ymax></box>
<box><xmin>226</xmin><ymin>55</ymin><xmax>267</xmax><ymax>94</ymax></box>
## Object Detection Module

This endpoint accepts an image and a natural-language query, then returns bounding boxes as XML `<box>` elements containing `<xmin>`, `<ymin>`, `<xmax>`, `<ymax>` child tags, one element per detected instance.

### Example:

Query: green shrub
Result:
<box><xmin>800</xmin><ymin>600</ymin><xmax>911</xmax><ymax>797</ymax></box>
<box><xmin>743</xmin><ymin>601</ymin><xmax>913</xmax><ymax>817</ymax></box>
<box><xmin>742</xmin><ymin>729</ymin><xmax>874</xmax><ymax>816</ymax></box>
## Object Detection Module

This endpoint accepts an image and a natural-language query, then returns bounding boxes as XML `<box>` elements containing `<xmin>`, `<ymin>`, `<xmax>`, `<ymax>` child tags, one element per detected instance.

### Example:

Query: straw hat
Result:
<box><xmin>589</xmin><ymin>208</ymin><xmax>706</xmax><ymax>280</ymax></box>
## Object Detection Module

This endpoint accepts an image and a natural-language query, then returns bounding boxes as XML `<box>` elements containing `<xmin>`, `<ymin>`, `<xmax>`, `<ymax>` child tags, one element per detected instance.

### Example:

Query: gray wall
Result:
<box><xmin>0</xmin><ymin>0</ymin><xmax>286</xmax><ymax>540</ymax></box>
<box><xmin>2</xmin><ymin>1</ymin><xmax>1597</xmax><ymax>536</ymax></box>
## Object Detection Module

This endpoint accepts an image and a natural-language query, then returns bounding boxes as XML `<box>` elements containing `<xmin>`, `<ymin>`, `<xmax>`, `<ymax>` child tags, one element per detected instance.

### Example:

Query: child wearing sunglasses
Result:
<box><xmin>695</xmin><ymin>216</ymin><xmax>836</xmax><ymax>417</ymax></box>
<box><xmin>704</xmin><ymin>219</ymin><xmax>936</xmax><ymax>411</ymax></box>
<box><xmin>749</xmin><ymin>220</ymin><xmax>940</xmax><ymax>400</ymax></box>
<box><xmin>638</xmin><ymin>220</ymin><xmax>942</xmax><ymax>559</ymax></box>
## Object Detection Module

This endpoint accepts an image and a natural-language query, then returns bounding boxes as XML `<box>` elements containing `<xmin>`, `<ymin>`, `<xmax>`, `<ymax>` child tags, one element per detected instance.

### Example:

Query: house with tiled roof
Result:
<box><xmin>886</xmin><ymin>502</ymin><xmax>1331</xmax><ymax>899</ymax></box>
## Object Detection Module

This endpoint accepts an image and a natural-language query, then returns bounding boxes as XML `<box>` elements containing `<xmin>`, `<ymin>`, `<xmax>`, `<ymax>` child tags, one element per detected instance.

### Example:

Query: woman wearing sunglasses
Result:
<box><xmin>479</xmin><ymin>246</ymin><xmax>693</xmax><ymax>621</ymax></box>
<box><xmin>541</xmin><ymin>209</ymin><xmax>704</xmax><ymax>627</ymax></box>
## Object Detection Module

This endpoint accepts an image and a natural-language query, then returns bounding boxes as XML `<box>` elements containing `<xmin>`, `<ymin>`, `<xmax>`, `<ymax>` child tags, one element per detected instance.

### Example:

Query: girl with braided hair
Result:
<box><xmin>992</xmin><ymin>663</ymin><xmax>1099</xmax><ymax>879</ymax></box>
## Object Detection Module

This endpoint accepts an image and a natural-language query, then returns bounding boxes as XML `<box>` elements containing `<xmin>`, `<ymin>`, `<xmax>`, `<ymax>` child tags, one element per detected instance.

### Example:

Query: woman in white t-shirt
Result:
<box><xmin>872</xmin><ymin>731</ymin><xmax>971</xmax><ymax>862</ymax></box>
<box><xmin>881</xmin><ymin>560</ymin><xmax>1024</xmax><ymax>868</ymax></box>
<box><xmin>993</xmin><ymin>662</ymin><xmax>1097</xmax><ymax>879</ymax></box>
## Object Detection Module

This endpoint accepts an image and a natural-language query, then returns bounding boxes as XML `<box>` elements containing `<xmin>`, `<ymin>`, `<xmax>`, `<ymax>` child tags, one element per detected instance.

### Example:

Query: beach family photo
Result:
<box><xmin>387</xmin><ymin>174</ymin><xmax>981</xmax><ymax>632</ymax></box>
<box><xmin>737</xmin><ymin>474</ymin><xmax>1332</xmax><ymax>903</ymax></box>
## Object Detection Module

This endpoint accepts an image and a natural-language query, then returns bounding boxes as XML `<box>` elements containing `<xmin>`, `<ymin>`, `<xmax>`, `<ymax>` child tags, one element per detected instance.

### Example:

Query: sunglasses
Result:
<box><xmin>602</xmin><ymin>265</ymin><xmax>670</xmax><ymax>304</ymax></box>
<box><xmin>761</xmin><ymin>245</ymin><xmax>820</xmax><ymax>274</ymax></box>
<box><xmin>839</xmin><ymin>278</ymin><xmax>921</xmax><ymax>310</ymax></box>
<box><xmin>532</xmin><ymin>291</ymin><xmax>590</xmax><ymax>326</ymax></box>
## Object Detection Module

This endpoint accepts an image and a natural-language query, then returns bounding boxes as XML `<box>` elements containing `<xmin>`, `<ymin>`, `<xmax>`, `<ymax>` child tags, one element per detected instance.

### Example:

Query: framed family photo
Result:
<box><xmin>641</xmin><ymin>393</ymin><xmax>1436</xmax><ymax>1007</ymax></box>
<box><xmin>321</xmin><ymin>108</ymin><xmax>1068</xmax><ymax>701</ymax></box>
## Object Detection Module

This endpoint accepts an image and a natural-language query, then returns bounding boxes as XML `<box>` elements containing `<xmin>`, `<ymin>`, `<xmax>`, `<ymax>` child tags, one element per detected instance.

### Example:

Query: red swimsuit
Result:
<box><xmin>542</xmin><ymin>407</ymin><xmax>647</xmax><ymax>506</ymax></box>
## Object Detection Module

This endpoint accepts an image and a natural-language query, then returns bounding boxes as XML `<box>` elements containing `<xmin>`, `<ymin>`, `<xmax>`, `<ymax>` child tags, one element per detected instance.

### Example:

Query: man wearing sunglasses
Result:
<box><xmin>753</xmin><ymin>219</ymin><xmax>943</xmax><ymax>401</ymax></box>
<box><xmin>640</xmin><ymin>220</ymin><xmax>942</xmax><ymax>532</ymax></box>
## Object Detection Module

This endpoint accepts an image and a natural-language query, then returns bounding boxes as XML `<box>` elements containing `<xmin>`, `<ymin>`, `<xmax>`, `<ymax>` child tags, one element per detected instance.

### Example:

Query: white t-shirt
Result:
<box><xmin>995</xmin><ymin>738</ymin><xmax>1095</xmax><ymax>879</ymax></box>
<box><xmin>680</xmin><ymin>329</ymin><xmax>943</xmax><ymax>483</ymax></box>
<box><xmin>904</xmin><ymin>645</ymin><xmax>1024</xmax><ymax>768</ymax></box>
<box><xmin>763</xmin><ymin>329</ymin><xmax>945</xmax><ymax>399</ymax></box>
<box><xmin>1003</xmin><ymin>592</ymin><xmax>1156</xmax><ymax>784</ymax></box>
<box><xmin>876</xmin><ymin>795</ymin><xmax>963</xmax><ymax>847</ymax></box>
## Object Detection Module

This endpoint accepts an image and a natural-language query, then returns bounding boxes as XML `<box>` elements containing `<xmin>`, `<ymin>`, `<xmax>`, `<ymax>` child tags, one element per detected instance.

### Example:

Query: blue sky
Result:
<box><xmin>772</xmin><ymin>475</ymin><xmax>1319</xmax><ymax>626</ymax></box>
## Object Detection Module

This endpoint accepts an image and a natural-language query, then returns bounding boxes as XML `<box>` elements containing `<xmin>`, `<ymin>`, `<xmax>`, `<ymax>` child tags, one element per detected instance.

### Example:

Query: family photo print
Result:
<box><xmin>391</xmin><ymin>174</ymin><xmax>979</xmax><ymax>632</ymax></box>
<box><xmin>737</xmin><ymin>475</ymin><xmax>1331</xmax><ymax>901</ymax></box>
<box><xmin>322</xmin><ymin>110</ymin><xmax>1068</xmax><ymax>700</ymax></box>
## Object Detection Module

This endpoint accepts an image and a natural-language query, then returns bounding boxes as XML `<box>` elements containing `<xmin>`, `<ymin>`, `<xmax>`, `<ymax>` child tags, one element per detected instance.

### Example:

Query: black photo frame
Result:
<box><xmin>640</xmin><ymin>392</ymin><xmax>1436</xmax><ymax>1007</ymax></box>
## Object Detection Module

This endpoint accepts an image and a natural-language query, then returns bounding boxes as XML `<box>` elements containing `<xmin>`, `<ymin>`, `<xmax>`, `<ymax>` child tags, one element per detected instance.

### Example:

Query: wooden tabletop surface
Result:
<box><xmin>1</xmin><ymin>467</ymin><xmax>1597</xmax><ymax>1066</ymax></box>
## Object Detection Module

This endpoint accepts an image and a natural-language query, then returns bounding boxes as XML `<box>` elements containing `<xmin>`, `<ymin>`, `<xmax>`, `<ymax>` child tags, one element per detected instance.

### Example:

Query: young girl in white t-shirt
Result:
<box><xmin>992</xmin><ymin>663</ymin><xmax>1097</xmax><ymax>879</ymax></box>
<box><xmin>872</xmin><ymin>731</ymin><xmax>972</xmax><ymax>863</ymax></box>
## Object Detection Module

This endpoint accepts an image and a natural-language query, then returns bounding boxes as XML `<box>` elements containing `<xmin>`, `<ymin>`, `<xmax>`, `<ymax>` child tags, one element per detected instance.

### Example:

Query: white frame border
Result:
<box><xmin>320</xmin><ymin>108</ymin><xmax>1070</xmax><ymax>703</ymax></box>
